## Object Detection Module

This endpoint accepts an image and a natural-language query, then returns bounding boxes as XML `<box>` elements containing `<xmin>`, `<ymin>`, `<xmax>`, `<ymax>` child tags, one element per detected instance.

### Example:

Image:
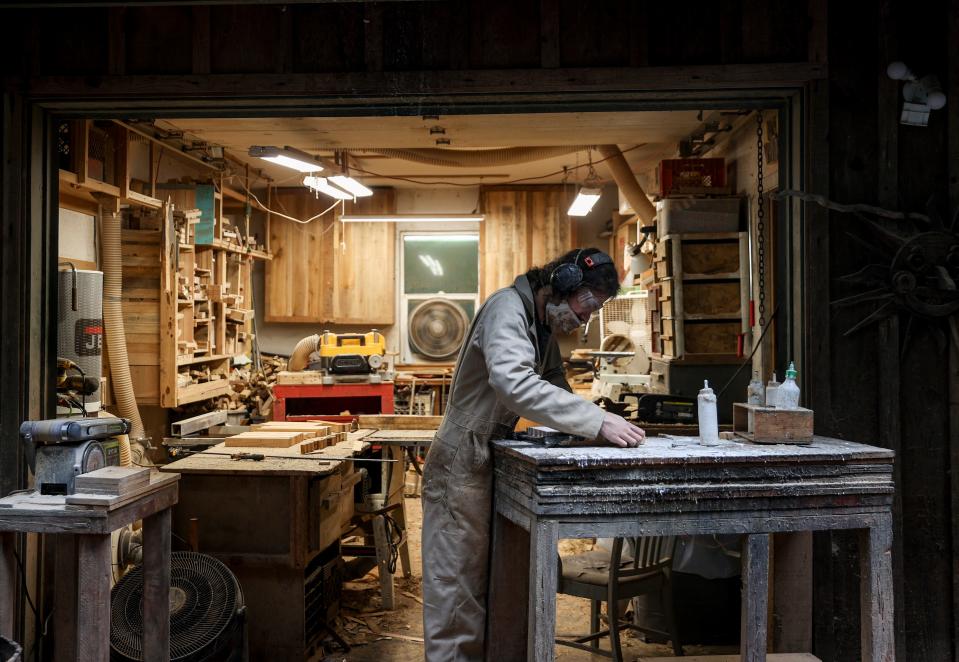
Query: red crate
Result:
<box><xmin>659</xmin><ymin>158</ymin><xmax>726</xmax><ymax>197</ymax></box>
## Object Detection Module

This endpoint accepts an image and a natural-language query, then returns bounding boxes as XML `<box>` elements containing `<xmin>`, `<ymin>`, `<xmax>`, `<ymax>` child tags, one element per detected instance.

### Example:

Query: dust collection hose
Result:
<box><xmin>100</xmin><ymin>206</ymin><xmax>145</xmax><ymax>445</ymax></box>
<box><xmin>288</xmin><ymin>334</ymin><xmax>321</xmax><ymax>372</ymax></box>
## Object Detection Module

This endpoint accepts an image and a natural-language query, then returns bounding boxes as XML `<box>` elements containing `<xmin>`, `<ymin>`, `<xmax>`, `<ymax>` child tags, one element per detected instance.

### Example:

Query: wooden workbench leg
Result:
<box><xmin>392</xmin><ymin>502</ymin><xmax>413</xmax><ymax>579</ymax></box>
<box><xmin>860</xmin><ymin>515</ymin><xmax>895</xmax><ymax>662</ymax></box>
<box><xmin>772</xmin><ymin>531</ymin><xmax>812</xmax><ymax>652</ymax></box>
<box><xmin>54</xmin><ymin>534</ymin><xmax>79</xmax><ymax>662</ymax></box>
<box><xmin>0</xmin><ymin>532</ymin><xmax>15</xmax><ymax>641</ymax></box>
<box><xmin>528</xmin><ymin>518</ymin><xmax>559</xmax><ymax>662</ymax></box>
<box><xmin>143</xmin><ymin>508</ymin><xmax>172</xmax><ymax>662</ymax></box>
<box><xmin>487</xmin><ymin>509</ymin><xmax>531</xmax><ymax>661</ymax></box>
<box><xmin>76</xmin><ymin>533</ymin><xmax>112</xmax><ymax>662</ymax></box>
<box><xmin>372</xmin><ymin>515</ymin><xmax>395</xmax><ymax>610</ymax></box>
<box><xmin>740</xmin><ymin>533</ymin><xmax>769</xmax><ymax>662</ymax></box>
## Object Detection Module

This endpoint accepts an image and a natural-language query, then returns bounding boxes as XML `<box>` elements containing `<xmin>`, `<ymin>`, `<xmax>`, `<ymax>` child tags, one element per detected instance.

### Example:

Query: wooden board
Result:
<box><xmin>275</xmin><ymin>370</ymin><xmax>325</xmax><ymax>385</ymax></box>
<box><xmin>65</xmin><ymin>472</ymin><xmax>179</xmax><ymax>509</ymax></box>
<box><xmin>364</xmin><ymin>429</ymin><xmax>436</xmax><ymax>443</ymax></box>
<box><xmin>637</xmin><ymin>655</ymin><xmax>820</xmax><ymax>662</ymax></box>
<box><xmin>333</xmin><ymin>192</ymin><xmax>395</xmax><ymax>324</ymax></box>
<box><xmin>358</xmin><ymin>415</ymin><xmax>443</xmax><ymax>430</ymax></box>
<box><xmin>250</xmin><ymin>421</ymin><xmax>331</xmax><ymax>433</ymax></box>
<box><xmin>74</xmin><ymin>466</ymin><xmax>150</xmax><ymax>495</ymax></box>
<box><xmin>223</xmin><ymin>430</ymin><xmax>314</xmax><ymax>448</ymax></box>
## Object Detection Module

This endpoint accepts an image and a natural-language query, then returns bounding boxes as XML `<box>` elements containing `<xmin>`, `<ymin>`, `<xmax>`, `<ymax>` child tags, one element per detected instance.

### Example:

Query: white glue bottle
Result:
<box><xmin>747</xmin><ymin>371</ymin><xmax>764</xmax><ymax>405</ymax></box>
<box><xmin>698</xmin><ymin>380</ymin><xmax>720</xmax><ymax>446</ymax></box>
<box><xmin>765</xmin><ymin>372</ymin><xmax>780</xmax><ymax>408</ymax></box>
<box><xmin>777</xmin><ymin>361</ymin><xmax>801</xmax><ymax>409</ymax></box>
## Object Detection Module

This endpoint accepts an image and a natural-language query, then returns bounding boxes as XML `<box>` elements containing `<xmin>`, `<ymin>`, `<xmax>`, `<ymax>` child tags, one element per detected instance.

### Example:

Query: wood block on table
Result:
<box><xmin>250</xmin><ymin>421</ymin><xmax>330</xmax><ymax>434</ymax></box>
<box><xmin>223</xmin><ymin>430</ymin><xmax>314</xmax><ymax>448</ymax></box>
<box><xmin>74</xmin><ymin>466</ymin><xmax>150</xmax><ymax>495</ymax></box>
<box><xmin>357</xmin><ymin>415</ymin><xmax>443</xmax><ymax>430</ymax></box>
<box><xmin>733</xmin><ymin>403</ymin><xmax>815</xmax><ymax>444</ymax></box>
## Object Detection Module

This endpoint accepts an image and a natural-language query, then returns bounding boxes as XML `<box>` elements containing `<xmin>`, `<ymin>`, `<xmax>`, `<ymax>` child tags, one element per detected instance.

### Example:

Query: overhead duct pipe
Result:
<box><xmin>367</xmin><ymin>146</ymin><xmax>587</xmax><ymax>168</ymax></box>
<box><xmin>597</xmin><ymin>144</ymin><xmax>657</xmax><ymax>225</ymax></box>
<box><xmin>99</xmin><ymin>204</ymin><xmax>146</xmax><ymax>443</ymax></box>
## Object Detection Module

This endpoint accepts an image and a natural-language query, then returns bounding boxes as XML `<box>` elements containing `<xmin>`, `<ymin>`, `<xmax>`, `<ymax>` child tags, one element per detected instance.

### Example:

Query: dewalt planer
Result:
<box><xmin>316</xmin><ymin>331</ymin><xmax>386</xmax><ymax>375</ymax></box>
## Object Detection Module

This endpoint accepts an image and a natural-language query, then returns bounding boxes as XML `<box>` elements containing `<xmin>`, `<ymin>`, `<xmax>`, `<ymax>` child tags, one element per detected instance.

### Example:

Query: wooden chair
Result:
<box><xmin>556</xmin><ymin>536</ymin><xmax>683</xmax><ymax>660</ymax></box>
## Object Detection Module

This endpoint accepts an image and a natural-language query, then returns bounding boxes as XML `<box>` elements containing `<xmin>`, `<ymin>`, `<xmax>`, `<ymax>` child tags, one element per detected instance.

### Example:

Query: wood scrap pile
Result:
<box><xmin>333</xmin><ymin>574</ymin><xmax>425</xmax><ymax>649</ymax></box>
<box><xmin>226</xmin><ymin>354</ymin><xmax>286</xmax><ymax>418</ymax></box>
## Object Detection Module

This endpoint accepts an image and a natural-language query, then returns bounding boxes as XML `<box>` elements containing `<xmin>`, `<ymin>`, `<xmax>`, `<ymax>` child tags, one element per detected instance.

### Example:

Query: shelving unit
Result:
<box><xmin>651</xmin><ymin>231</ymin><xmax>749</xmax><ymax>360</ymax></box>
<box><xmin>158</xmin><ymin>197</ymin><xmax>269</xmax><ymax>408</ymax></box>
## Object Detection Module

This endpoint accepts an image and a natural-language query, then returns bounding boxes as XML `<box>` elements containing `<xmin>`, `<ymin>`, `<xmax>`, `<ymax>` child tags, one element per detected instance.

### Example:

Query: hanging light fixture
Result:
<box><xmin>249</xmin><ymin>146</ymin><xmax>324</xmax><ymax>173</ymax></box>
<box><xmin>303</xmin><ymin>176</ymin><xmax>353</xmax><ymax>200</ymax></box>
<box><xmin>328</xmin><ymin>175</ymin><xmax>373</xmax><ymax>198</ymax></box>
<box><xmin>567</xmin><ymin>149</ymin><xmax>604</xmax><ymax>217</ymax></box>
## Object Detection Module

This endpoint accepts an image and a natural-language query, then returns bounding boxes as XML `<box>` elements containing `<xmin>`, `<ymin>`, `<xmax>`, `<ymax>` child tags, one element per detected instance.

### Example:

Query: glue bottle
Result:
<box><xmin>765</xmin><ymin>372</ymin><xmax>780</xmax><ymax>408</ymax></box>
<box><xmin>697</xmin><ymin>380</ymin><xmax>720</xmax><ymax>446</ymax></box>
<box><xmin>747</xmin><ymin>371</ymin><xmax>764</xmax><ymax>405</ymax></box>
<box><xmin>777</xmin><ymin>361</ymin><xmax>801</xmax><ymax>410</ymax></box>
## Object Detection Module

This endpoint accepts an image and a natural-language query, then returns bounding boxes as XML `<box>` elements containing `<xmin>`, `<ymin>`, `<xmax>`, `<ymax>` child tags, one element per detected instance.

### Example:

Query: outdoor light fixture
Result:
<box><xmin>249</xmin><ymin>145</ymin><xmax>324</xmax><ymax>173</ymax></box>
<box><xmin>328</xmin><ymin>175</ymin><xmax>373</xmax><ymax>198</ymax></box>
<box><xmin>339</xmin><ymin>214</ymin><xmax>485</xmax><ymax>223</ymax></box>
<box><xmin>567</xmin><ymin>187</ymin><xmax>602</xmax><ymax>217</ymax></box>
<box><xmin>303</xmin><ymin>176</ymin><xmax>354</xmax><ymax>200</ymax></box>
<box><xmin>887</xmin><ymin>61</ymin><xmax>947</xmax><ymax>127</ymax></box>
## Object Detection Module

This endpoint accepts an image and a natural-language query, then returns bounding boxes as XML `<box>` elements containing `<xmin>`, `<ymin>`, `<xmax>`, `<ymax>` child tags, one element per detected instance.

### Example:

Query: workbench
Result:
<box><xmin>0</xmin><ymin>472</ymin><xmax>180</xmax><ymax>662</ymax></box>
<box><xmin>487</xmin><ymin>435</ymin><xmax>895</xmax><ymax>662</ymax></box>
<box><xmin>160</xmin><ymin>431</ymin><xmax>371</xmax><ymax>660</ymax></box>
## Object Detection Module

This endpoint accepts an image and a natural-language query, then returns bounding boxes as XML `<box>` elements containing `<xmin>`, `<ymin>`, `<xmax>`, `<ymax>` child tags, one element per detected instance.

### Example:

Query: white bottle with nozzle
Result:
<box><xmin>777</xmin><ymin>361</ymin><xmax>801</xmax><ymax>410</ymax></box>
<box><xmin>765</xmin><ymin>372</ymin><xmax>780</xmax><ymax>408</ymax></box>
<box><xmin>697</xmin><ymin>380</ymin><xmax>720</xmax><ymax>446</ymax></box>
<box><xmin>747</xmin><ymin>371</ymin><xmax>764</xmax><ymax>405</ymax></box>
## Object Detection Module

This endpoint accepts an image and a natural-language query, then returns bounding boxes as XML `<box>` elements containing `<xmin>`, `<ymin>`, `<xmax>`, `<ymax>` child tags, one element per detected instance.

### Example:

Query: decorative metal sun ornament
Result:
<box><xmin>831</xmin><ymin>198</ymin><xmax>959</xmax><ymax>355</ymax></box>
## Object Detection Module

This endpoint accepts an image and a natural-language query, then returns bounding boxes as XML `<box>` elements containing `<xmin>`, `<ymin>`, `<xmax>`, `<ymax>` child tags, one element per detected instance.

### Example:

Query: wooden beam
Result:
<box><xmin>24</xmin><ymin>62</ymin><xmax>827</xmax><ymax>101</ymax></box>
<box><xmin>364</xmin><ymin>3</ymin><xmax>384</xmax><ymax>72</ymax></box>
<box><xmin>539</xmin><ymin>0</ymin><xmax>560</xmax><ymax>69</ymax></box>
<box><xmin>114</xmin><ymin>124</ymin><xmax>129</xmax><ymax>199</ymax></box>
<box><xmin>192</xmin><ymin>6</ymin><xmax>211</xmax><ymax>75</ymax></box>
<box><xmin>107</xmin><ymin>8</ymin><xmax>126</xmax><ymax>77</ymax></box>
<box><xmin>72</xmin><ymin>120</ymin><xmax>89</xmax><ymax>184</ymax></box>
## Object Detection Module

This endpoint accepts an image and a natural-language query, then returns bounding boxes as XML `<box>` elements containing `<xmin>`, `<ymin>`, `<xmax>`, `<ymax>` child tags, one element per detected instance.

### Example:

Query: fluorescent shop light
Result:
<box><xmin>303</xmin><ymin>176</ymin><xmax>354</xmax><ymax>200</ymax></box>
<box><xmin>328</xmin><ymin>175</ymin><xmax>373</xmax><ymax>198</ymax></box>
<box><xmin>249</xmin><ymin>146</ymin><xmax>323</xmax><ymax>173</ymax></box>
<box><xmin>339</xmin><ymin>214</ymin><xmax>485</xmax><ymax>223</ymax></box>
<box><xmin>567</xmin><ymin>187</ymin><xmax>602</xmax><ymax>217</ymax></box>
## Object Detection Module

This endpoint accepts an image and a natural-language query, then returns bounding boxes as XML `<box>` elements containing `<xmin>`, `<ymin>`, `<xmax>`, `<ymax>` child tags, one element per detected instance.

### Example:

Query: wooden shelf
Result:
<box><xmin>176</xmin><ymin>353</ymin><xmax>230</xmax><ymax>367</ymax></box>
<box><xmin>212</xmin><ymin>238</ymin><xmax>272</xmax><ymax>260</ymax></box>
<box><xmin>682</xmin><ymin>272</ymin><xmax>742</xmax><ymax>281</ymax></box>
<box><xmin>59</xmin><ymin>169</ymin><xmax>121</xmax><ymax>198</ymax></box>
<box><xmin>684</xmin><ymin>312</ymin><xmax>743</xmax><ymax>321</ymax></box>
<box><xmin>125</xmin><ymin>190</ymin><xmax>163</xmax><ymax>209</ymax></box>
<box><xmin>176</xmin><ymin>379</ymin><xmax>231</xmax><ymax>406</ymax></box>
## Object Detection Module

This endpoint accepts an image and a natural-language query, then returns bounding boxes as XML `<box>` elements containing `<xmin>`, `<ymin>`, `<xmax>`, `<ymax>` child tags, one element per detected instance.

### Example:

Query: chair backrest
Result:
<box><xmin>610</xmin><ymin>536</ymin><xmax>676</xmax><ymax>581</ymax></box>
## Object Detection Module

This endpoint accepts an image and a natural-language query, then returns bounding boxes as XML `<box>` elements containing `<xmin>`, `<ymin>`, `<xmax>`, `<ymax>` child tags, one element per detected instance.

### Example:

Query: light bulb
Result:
<box><xmin>928</xmin><ymin>91</ymin><xmax>947</xmax><ymax>110</ymax></box>
<box><xmin>887</xmin><ymin>61</ymin><xmax>914</xmax><ymax>81</ymax></box>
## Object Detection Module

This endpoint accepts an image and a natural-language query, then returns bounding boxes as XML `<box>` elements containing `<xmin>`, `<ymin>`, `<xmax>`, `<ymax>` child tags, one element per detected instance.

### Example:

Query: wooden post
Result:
<box><xmin>487</xmin><ymin>510</ymin><xmax>531</xmax><ymax>660</ymax></box>
<box><xmin>860</xmin><ymin>516</ymin><xmax>895</xmax><ymax>662</ymax></box>
<box><xmin>53</xmin><ymin>535</ymin><xmax>79</xmax><ymax>662</ymax></box>
<box><xmin>76</xmin><ymin>533</ymin><xmax>112</xmax><ymax>662</ymax></box>
<box><xmin>372</xmin><ymin>515</ymin><xmax>394</xmax><ymax>610</ymax></box>
<box><xmin>947</xmin><ymin>0</ymin><xmax>959</xmax><ymax>655</ymax></box>
<box><xmin>72</xmin><ymin>120</ymin><xmax>89</xmax><ymax>184</ymax></box>
<box><xmin>528</xmin><ymin>518</ymin><xmax>559</xmax><ymax>661</ymax></box>
<box><xmin>771</xmin><ymin>531</ymin><xmax>813</xmax><ymax>651</ymax></box>
<box><xmin>0</xmin><ymin>532</ymin><xmax>14</xmax><ymax>641</ymax></box>
<box><xmin>142</xmin><ymin>509</ymin><xmax>172</xmax><ymax>662</ymax></box>
<box><xmin>741</xmin><ymin>533</ymin><xmax>770</xmax><ymax>662</ymax></box>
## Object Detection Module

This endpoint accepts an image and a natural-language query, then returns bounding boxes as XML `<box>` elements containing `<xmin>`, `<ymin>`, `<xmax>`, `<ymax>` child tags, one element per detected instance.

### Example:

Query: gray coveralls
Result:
<box><xmin>421</xmin><ymin>274</ymin><xmax>606</xmax><ymax>661</ymax></box>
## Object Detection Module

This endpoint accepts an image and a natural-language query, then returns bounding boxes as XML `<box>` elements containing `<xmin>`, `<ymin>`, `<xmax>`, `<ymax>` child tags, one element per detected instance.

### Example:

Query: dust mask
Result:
<box><xmin>545</xmin><ymin>301</ymin><xmax>582</xmax><ymax>334</ymax></box>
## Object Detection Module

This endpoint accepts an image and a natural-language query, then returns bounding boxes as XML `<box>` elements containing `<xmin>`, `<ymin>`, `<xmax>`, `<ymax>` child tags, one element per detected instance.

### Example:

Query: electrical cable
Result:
<box><xmin>240</xmin><ymin>183</ymin><xmax>342</xmax><ymax>225</ymax></box>
<box><xmin>715</xmin><ymin>304</ymin><xmax>780</xmax><ymax>400</ymax></box>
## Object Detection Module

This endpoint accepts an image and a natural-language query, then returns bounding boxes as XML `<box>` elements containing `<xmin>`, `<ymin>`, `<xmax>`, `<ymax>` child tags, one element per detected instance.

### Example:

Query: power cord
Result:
<box><xmin>716</xmin><ymin>304</ymin><xmax>780</xmax><ymax>400</ymax></box>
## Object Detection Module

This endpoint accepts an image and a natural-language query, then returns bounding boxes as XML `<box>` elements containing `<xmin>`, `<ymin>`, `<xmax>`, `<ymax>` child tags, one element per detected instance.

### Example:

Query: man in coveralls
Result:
<box><xmin>421</xmin><ymin>247</ymin><xmax>647</xmax><ymax>660</ymax></box>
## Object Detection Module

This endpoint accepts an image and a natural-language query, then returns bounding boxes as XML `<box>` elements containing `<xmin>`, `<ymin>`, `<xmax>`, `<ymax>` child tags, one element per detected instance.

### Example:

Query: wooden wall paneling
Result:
<box><xmin>949</xmin><ymin>0</ymin><xmax>959</xmax><ymax>655</ymax></box>
<box><xmin>333</xmin><ymin>191</ymin><xmax>396</xmax><ymax>325</ymax></box>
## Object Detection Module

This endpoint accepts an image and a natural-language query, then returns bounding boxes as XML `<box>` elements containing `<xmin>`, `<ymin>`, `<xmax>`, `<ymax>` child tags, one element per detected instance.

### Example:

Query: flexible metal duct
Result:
<box><xmin>597</xmin><ymin>144</ymin><xmax>658</xmax><ymax>224</ymax></box>
<box><xmin>100</xmin><ymin>207</ymin><xmax>145</xmax><ymax>441</ymax></box>
<box><xmin>367</xmin><ymin>146</ymin><xmax>587</xmax><ymax>168</ymax></box>
<box><xmin>288</xmin><ymin>334</ymin><xmax>321</xmax><ymax>372</ymax></box>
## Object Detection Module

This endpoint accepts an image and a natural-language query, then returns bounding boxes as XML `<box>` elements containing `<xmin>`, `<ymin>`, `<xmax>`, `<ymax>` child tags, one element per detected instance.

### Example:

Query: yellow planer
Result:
<box><xmin>317</xmin><ymin>331</ymin><xmax>386</xmax><ymax>375</ymax></box>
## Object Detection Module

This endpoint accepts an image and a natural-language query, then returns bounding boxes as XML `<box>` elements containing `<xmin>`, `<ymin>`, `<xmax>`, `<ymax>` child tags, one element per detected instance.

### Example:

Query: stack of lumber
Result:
<box><xmin>224</xmin><ymin>421</ymin><xmax>348</xmax><ymax>452</ymax></box>
<box><xmin>74</xmin><ymin>466</ymin><xmax>151</xmax><ymax>495</ymax></box>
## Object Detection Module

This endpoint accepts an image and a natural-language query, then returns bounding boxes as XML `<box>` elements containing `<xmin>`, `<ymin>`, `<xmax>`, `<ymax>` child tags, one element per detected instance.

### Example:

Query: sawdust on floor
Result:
<box><xmin>325</xmin><ymin>468</ymin><xmax>735</xmax><ymax>661</ymax></box>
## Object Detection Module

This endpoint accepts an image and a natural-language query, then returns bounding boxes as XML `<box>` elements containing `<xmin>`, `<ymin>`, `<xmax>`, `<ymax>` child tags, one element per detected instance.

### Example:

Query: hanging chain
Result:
<box><xmin>755</xmin><ymin>112</ymin><xmax>766</xmax><ymax>328</ymax></box>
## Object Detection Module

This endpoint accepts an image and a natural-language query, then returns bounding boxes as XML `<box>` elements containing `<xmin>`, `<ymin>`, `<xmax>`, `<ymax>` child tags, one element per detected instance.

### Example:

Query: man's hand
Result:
<box><xmin>599</xmin><ymin>412</ymin><xmax>646</xmax><ymax>448</ymax></box>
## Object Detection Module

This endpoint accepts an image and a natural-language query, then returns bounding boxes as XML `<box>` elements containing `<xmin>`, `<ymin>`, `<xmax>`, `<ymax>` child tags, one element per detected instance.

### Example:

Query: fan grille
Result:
<box><xmin>409</xmin><ymin>298</ymin><xmax>469</xmax><ymax>360</ymax></box>
<box><xmin>111</xmin><ymin>551</ymin><xmax>241</xmax><ymax>661</ymax></box>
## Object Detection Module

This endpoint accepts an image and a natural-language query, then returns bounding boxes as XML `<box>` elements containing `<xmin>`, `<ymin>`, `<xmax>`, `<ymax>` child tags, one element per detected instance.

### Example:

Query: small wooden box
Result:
<box><xmin>733</xmin><ymin>402</ymin><xmax>814</xmax><ymax>444</ymax></box>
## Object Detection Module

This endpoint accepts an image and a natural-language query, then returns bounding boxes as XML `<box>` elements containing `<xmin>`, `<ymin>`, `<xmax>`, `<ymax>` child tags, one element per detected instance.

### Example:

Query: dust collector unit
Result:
<box><xmin>111</xmin><ymin>552</ymin><xmax>246</xmax><ymax>662</ymax></box>
<box><xmin>58</xmin><ymin>267</ymin><xmax>104</xmax><ymax>411</ymax></box>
